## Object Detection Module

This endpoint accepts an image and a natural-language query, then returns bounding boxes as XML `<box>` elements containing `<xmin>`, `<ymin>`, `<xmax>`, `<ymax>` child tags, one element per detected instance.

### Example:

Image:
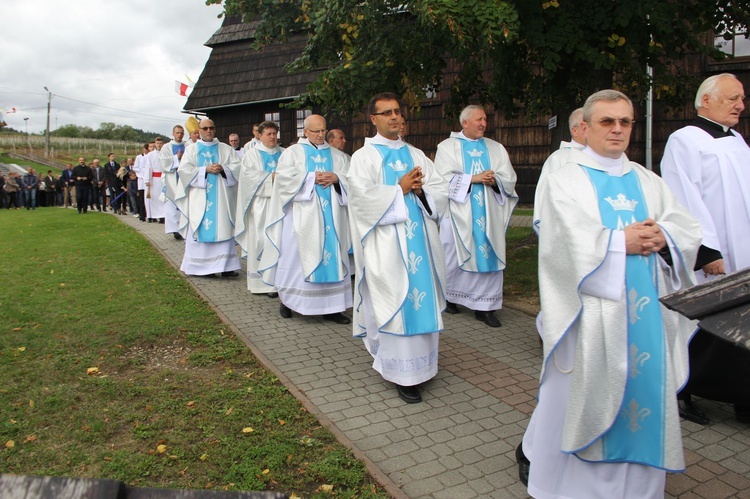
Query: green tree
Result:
<box><xmin>208</xmin><ymin>0</ymin><xmax>747</xmax><ymax>119</ymax></box>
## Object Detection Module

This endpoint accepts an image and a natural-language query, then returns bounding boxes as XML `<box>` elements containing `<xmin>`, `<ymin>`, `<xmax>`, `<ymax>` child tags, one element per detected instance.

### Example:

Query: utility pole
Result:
<box><xmin>44</xmin><ymin>86</ymin><xmax>51</xmax><ymax>158</ymax></box>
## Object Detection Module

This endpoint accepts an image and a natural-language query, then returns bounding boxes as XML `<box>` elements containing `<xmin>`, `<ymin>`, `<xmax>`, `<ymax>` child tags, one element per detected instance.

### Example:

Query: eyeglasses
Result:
<box><xmin>590</xmin><ymin>118</ymin><xmax>634</xmax><ymax>128</ymax></box>
<box><xmin>200</xmin><ymin>126</ymin><xmax>215</xmax><ymax>131</ymax></box>
<box><xmin>305</xmin><ymin>128</ymin><xmax>327</xmax><ymax>134</ymax></box>
<box><xmin>371</xmin><ymin>108</ymin><xmax>402</xmax><ymax>117</ymax></box>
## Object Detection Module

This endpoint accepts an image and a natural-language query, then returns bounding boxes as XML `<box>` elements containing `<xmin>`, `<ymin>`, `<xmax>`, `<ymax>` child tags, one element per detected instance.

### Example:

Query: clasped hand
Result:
<box><xmin>315</xmin><ymin>171</ymin><xmax>337</xmax><ymax>188</ymax></box>
<box><xmin>399</xmin><ymin>166</ymin><xmax>424</xmax><ymax>195</ymax></box>
<box><xmin>624</xmin><ymin>218</ymin><xmax>666</xmax><ymax>256</ymax></box>
<box><xmin>206</xmin><ymin>163</ymin><xmax>223</xmax><ymax>174</ymax></box>
<box><xmin>472</xmin><ymin>170</ymin><xmax>495</xmax><ymax>186</ymax></box>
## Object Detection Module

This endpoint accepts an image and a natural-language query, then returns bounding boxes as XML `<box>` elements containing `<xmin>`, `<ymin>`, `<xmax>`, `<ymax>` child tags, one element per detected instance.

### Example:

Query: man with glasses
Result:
<box><xmin>177</xmin><ymin>119</ymin><xmax>242</xmax><ymax>278</ymax></box>
<box><xmin>229</xmin><ymin>133</ymin><xmax>244</xmax><ymax>160</ymax></box>
<box><xmin>435</xmin><ymin>105</ymin><xmax>518</xmax><ymax>328</ymax></box>
<box><xmin>259</xmin><ymin>114</ymin><xmax>352</xmax><ymax>324</ymax></box>
<box><xmin>347</xmin><ymin>92</ymin><xmax>448</xmax><ymax>404</ymax></box>
<box><xmin>661</xmin><ymin>73</ymin><xmax>750</xmax><ymax>426</ymax></box>
<box><xmin>519</xmin><ymin>89</ymin><xmax>701</xmax><ymax>498</ymax></box>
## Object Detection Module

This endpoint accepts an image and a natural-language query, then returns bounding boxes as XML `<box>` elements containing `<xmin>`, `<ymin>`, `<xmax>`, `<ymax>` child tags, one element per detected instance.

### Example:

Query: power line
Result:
<box><xmin>54</xmin><ymin>94</ymin><xmax>180</xmax><ymax>121</ymax></box>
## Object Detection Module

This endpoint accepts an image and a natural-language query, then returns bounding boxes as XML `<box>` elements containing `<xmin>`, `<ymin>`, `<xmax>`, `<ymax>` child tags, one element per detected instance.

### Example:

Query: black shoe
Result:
<box><xmin>279</xmin><ymin>303</ymin><xmax>292</xmax><ymax>319</ymax></box>
<box><xmin>396</xmin><ymin>384</ymin><xmax>422</xmax><ymax>404</ymax></box>
<box><xmin>515</xmin><ymin>443</ymin><xmax>530</xmax><ymax>487</ymax></box>
<box><xmin>678</xmin><ymin>398</ymin><xmax>709</xmax><ymax>425</ymax></box>
<box><xmin>267</xmin><ymin>292</ymin><xmax>278</xmax><ymax>298</ymax></box>
<box><xmin>221</xmin><ymin>271</ymin><xmax>239</xmax><ymax>278</ymax></box>
<box><xmin>159</xmin><ymin>218</ymin><xmax>165</xmax><ymax>224</ymax></box>
<box><xmin>323</xmin><ymin>313</ymin><xmax>351</xmax><ymax>325</ymax></box>
<box><xmin>173</xmin><ymin>233</ymin><xmax>184</xmax><ymax>240</ymax></box>
<box><xmin>445</xmin><ymin>301</ymin><xmax>460</xmax><ymax>314</ymax></box>
<box><xmin>475</xmin><ymin>310</ymin><xmax>502</xmax><ymax>328</ymax></box>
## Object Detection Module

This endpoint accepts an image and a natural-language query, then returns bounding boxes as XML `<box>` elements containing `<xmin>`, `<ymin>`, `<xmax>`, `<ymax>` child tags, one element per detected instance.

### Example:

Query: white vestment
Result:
<box><xmin>348</xmin><ymin>134</ymin><xmax>448</xmax><ymax>386</ymax></box>
<box><xmin>660</xmin><ymin>124</ymin><xmax>750</xmax><ymax>281</ymax></box>
<box><xmin>523</xmin><ymin>149</ymin><xmax>701</xmax><ymax>499</ymax></box>
<box><xmin>176</xmin><ymin>139</ymin><xmax>241</xmax><ymax>276</ymax></box>
<box><xmin>133</xmin><ymin>153</ymin><xmax>147</xmax><ymax>190</ymax></box>
<box><xmin>145</xmin><ymin>149</ymin><xmax>166</xmax><ymax>220</ymax></box>
<box><xmin>533</xmin><ymin>139</ymin><xmax>586</xmax><ymax>234</ymax></box>
<box><xmin>258</xmin><ymin>138</ymin><xmax>352</xmax><ymax>314</ymax></box>
<box><xmin>434</xmin><ymin>132</ymin><xmax>518</xmax><ymax>311</ymax></box>
<box><xmin>235</xmin><ymin>143</ymin><xmax>284</xmax><ymax>293</ymax></box>
<box><xmin>159</xmin><ymin>140</ymin><xmax>188</xmax><ymax>234</ymax></box>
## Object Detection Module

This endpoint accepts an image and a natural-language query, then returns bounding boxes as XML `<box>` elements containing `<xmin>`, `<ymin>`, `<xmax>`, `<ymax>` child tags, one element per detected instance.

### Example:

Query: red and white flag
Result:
<box><xmin>174</xmin><ymin>81</ymin><xmax>190</xmax><ymax>97</ymax></box>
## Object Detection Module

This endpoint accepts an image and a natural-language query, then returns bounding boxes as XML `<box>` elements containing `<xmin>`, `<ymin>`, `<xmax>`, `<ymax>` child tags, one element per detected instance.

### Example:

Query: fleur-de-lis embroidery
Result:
<box><xmin>478</xmin><ymin>243</ymin><xmax>491</xmax><ymax>259</ymax></box>
<box><xmin>407</xmin><ymin>287</ymin><xmax>426</xmax><ymax>310</ymax></box>
<box><xmin>473</xmin><ymin>190</ymin><xmax>485</xmax><ymax>207</ymax></box>
<box><xmin>620</xmin><ymin>398</ymin><xmax>651</xmax><ymax>432</ymax></box>
<box><xmin>404</xmin><ymin>218</ymin><xmax>418</xmax><ymax>240</ymax></box>
<box><xmin>325</xmin><ymin>225</ymin><xmax>331</xmax><ymax>233</ymax></box>
<box><xmin>628</xmin><ymin>288</ymin><xmax>651</xmax><ymax>325</ymax></box>
<box><xmin>322</xmin><ymin>249</ymin><xmax>332</xmax><ymax>266</ymax></box>
<box><xmin>408</xmin><ymin>251</ymin><xmax>422</xmax><ymax>274</ymax></box>
<box><xmin>629</xmin><ymin>343</ymin><xmax>651</xmax><ymax>379</ymax></box>
<box><xmin>205</xmin><ymin>200</ymin><xmax>214</xmax><ymax>212</ymax></box>
<box><xmin>389</xmin><ymin>160</ymin><xmax>408</xmax><ymax>172</ymax></box>
<box><xmin>320</xmin><ymin>199</ymin><xmax>330</xmax><ymax>210</ymax></box>
<box><xmin>475</xmin><ymin>215</ymin><xmax>487</xmax><ymax>233</ymax></box>
<box><xmin>206</xmin><ymin>181</ymin><xmax>214</xmax><ymax>194</ymax></box>
<box><xmin>202</xmin><ymin>218</ymin><xmax>213</xmax><ymax>231</ymax></box>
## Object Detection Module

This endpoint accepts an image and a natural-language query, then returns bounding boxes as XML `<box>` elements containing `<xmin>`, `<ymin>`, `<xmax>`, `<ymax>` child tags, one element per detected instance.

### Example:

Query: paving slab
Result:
<box><xmin>114</xmin><ymin>212</ymin><xmax>750</xmax><ymax>498</ymax></box>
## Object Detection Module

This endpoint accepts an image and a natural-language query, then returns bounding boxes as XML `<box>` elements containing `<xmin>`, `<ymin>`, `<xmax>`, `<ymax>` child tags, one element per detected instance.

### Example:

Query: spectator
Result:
<box><xmin>22</xmin><ymin>167</ymin><xmax>40</xmax><ymax>210</ymax></box>
<box><xmin>4</xmin><ymin>172</ymin><xmax>20</xmax><ymax>209</ymax></box>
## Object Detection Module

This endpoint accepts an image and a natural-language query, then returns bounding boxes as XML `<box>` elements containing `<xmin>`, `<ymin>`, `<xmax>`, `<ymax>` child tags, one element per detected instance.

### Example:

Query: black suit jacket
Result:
<box><xmin>104</xmin><ymin>161</ymin><xmax>120</xmax><ymax>184</ymax></box>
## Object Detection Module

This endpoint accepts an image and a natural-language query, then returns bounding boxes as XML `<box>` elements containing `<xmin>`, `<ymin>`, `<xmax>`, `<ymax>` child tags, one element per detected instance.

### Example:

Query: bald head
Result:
<box><xmin>198</xmin><ymin>119</ymin><xmax>215</xmax><ymax>142</ymax></box>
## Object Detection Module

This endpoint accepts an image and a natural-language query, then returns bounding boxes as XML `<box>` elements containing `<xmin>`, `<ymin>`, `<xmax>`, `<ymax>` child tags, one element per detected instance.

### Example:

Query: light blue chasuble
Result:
<box><xmin>164</xmin><ymin>142</ymin><xmax>185</xmax><ymax>198</ymax></box>
<box><xmin>458</xmin><ymin>138</ymin><xmax>500</xmax><ymax>272</ymax></box>
<box><xmin>195</xmin><ymin>142</ymin><xmax>221</xmax><ymax>242</ymax></box>
<box><xmin>584</xmin><ymin>167</ymin><xmax>667</xmax><ymax>468</ymax></box>
<box><xmin>374</xmin><ymin>144</ymin><xmax>440</xmax><ymax>335</ymax></box>
<box><xmin>258</xmin><ymin>150</ymin><xmax>280</xmax><ymax>173</ymax></box>
<box><xmin>303</xmin><ymin>144</ymin><xmax>342</xmax><ymax>283</ymax></box>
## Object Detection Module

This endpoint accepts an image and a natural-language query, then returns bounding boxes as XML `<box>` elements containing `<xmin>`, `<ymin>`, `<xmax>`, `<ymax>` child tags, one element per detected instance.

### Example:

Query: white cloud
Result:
<box><xmin>1</xmin><ymin>0</ymin><xmax>225</xmax><ymax>135</ymax></box>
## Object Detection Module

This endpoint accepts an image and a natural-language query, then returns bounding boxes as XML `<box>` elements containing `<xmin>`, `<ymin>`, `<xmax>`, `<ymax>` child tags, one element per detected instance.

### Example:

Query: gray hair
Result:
<box><xmin>582</xmin><ymin>90</ymin><xmax>633</xmax><ymax>121</ymax></box>
<box><xmin>568</xmin><ymin>108</ymin><xmax>584</xmax><ymax>133</ymax></box>
<box><xmin>459</xmin><ymin>105</ymin><xmax>485</xmax><ymax>126</ymax></box>
<box><xmin>695</xmin><ymin>73</ymin><xmax>737</xmax><ymax>109</ymax></box>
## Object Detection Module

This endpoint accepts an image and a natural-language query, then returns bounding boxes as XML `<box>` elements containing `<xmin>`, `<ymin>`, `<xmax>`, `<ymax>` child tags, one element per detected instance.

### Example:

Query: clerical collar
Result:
<box><xmin>298</xmin><ymin>137</ymin><xmax>329</xmax><ymax>150</ymax></box>
<box><xmin>450</xmin><ymin>131</ymin><xmax>482</xmax><ymax>141</ymax></box>
<box><xmin>694</xmin><ymin>115</ymin><xmax>733</xmax><ymax>138</ymax></box>
<box><xmin>198</xmin><ymin>139</ymin><xmax>218</xmax><ymax>145</ymax></box>
<box><xmin>256</xmin><ymin>143</ymin><xmax>278</xmax><ymax>154</ymax></box>
<box><xmin>370</xmin><ymin>133</ymin><xmax>405</xmax><ymax>149</ymax></box>
<box><xmin>582</xmin><ymin>146</ymin><xmax>625</xmax><ymax>175</ymax></box>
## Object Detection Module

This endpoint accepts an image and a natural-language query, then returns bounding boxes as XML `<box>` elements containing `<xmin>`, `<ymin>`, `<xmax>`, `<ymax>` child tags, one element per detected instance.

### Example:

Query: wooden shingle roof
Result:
<box><xmin>183</xmin><ymin>16</ymin><xmax>319</xmax><ymax>113</ymax></box>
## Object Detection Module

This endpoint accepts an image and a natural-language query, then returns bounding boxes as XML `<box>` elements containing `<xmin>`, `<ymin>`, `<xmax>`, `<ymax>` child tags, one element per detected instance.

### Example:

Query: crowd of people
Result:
<box><xmin>5</xmin><ymin>74</ymin><xmax>747</xmax><ymax>498</ymax></box>
<box><xmin>2</xmin><ymin>167</ymin><xmax>63</xmax><ymax>210</ymax></box>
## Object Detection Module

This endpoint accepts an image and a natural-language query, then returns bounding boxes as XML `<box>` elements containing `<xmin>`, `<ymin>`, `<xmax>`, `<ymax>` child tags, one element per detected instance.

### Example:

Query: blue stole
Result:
<box><xmin>258</xmin><ymin>150</ymin><xmax>280</xmax><ymax>173</ymax></box>
<box><xmin>303</xmin><ymin>144</ymin><xmax>341</xmax><ymax>283</ymax></box>
<box><xmin>373</xmin><ymin>144</ymin><xmax>440</xmax><ymax>335</ymax></box>
<box><xmin>584</xmin><ymin>167</ymin><xmax>667</xmax><ymax>468</ymax></box>
<box><xmin>458</xmin><ymin>138</ymin><xmax>500</xmax><ymax>272</ymax></box>
<box><xmin>195</xmin><ymin>142</ymin><xmax>221</xmax><ymax>242</ymax></box>
<box><xmin>164</xmin><ymin>142</ymin><xmax>185</xmax><ymax>198</ymax></box>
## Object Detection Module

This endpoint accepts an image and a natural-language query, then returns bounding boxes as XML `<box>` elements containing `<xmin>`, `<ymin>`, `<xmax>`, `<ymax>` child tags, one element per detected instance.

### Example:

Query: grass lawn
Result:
<box><xmin>0</xmin><ymin>209</ymin><xmax>387</xmax><ymax>498</ymax></box>
<box><xmin>504</xmin><ymin>227</ymin><xmax>539</xmax><ymax>310</ymax></box>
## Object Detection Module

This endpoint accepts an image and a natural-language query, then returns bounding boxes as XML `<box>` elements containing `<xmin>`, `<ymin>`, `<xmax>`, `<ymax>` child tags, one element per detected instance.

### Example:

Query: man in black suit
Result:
<box><xmin>104</xmin><ymin>153</ymin><xmax>120</xmax><ymax>213</ymax></box>
<box><xmin>72</xmin><ymin>158</ymin><xmax>93</xmax><ymax>214</ymax></box>
<box><xmin>91</xmin><ymin>159</ymin><xmax>107</xmax><ymax>212</ymax></box>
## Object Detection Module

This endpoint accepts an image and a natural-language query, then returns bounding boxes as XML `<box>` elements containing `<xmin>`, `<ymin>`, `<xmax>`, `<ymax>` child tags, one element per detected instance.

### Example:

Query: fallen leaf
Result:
<box><xmin>156</xmin><ymin>444</ymin><xmax>167</xmax><ymax>454</ymax></box>
<box><xmin>278</xmin><ymin>419</ymin><xmax>286</xmax><ymax>425</ymax></box>
<box><xmin>245</xmin><ymin>372</ymin><xmax>255</xmax><ymax>378</ymax></box>
<box><xmin>23</xmin><ymin>435</ymin><xmax>37</xmax><ymax>443</ymax></box>
<box><xmin>86</xmin><ymin>367</ymin><xmax>99</xmax><ymax>375</ymax></box>
<box><xmin>186</xmin><ymin>401</ymin><xmax>195</xmax><ymax>407</ymax></box>
<box><xmin>59</xmin><ymin>283</ymin><xmax>65</xmax><ymax>287</ymax></box>
<box><xmin>9</xmin><ymin>419</ymin><xmax>16</xmax><ymax>424</ymax></box>
<box><xmin>50</xmin><ymin>270</ymin><xmax>54</xmax><ymax>274</ymax></box>
<box><xmin>29</xmin><ymin>400</ymin><xmax>34</xmax><ymax>408</ymax></box>
<box><xmin>5</xmin><ymin>440</ymin><xmax>15</xmax><ymax>449</ymax></box>
<box><xmin>242</xmin><ymin>427</ymin><xmax>254</xmax><ymax>434</ymax></box>
<box><xmin>103</xmin><ymin>457</ymin><xmax>113</xmax><ymax>461</ymax></box>
<box><xmin>290</xmin><ymin>494</ymin><xmax>301</xmax><ymax>499</ymax></box>
<box><xmin>17</xmin><ymin>347</ymin><xmax>26</xmax><ymax>352</ymax></box>
<box><xmin>262</xmin><ymin>469</ymin><xmax>270</xmax><ymax>475</ymax></box>
<box><xmin>224</xmin><ymin>407</ymin><xmax>234</xmax><ymax>416</ymax></box>
<box><xmin>168</xmin><ymin>454</ymin><xmax>178</xmax><ymax>459</ymax></box>
<box><xmin>12</xmin><ymin>328</ymin><xmax>21</xmax><ymax>332</ymax></box>
<box><xmin>321</xmin><ymin>484</ymin><xmax>333</xmax><ymax>492</ymax></box>
<box><xmin>200</xmin><ymin>453</ymin><xmax>209</xmax><ymax>461</ymax></box>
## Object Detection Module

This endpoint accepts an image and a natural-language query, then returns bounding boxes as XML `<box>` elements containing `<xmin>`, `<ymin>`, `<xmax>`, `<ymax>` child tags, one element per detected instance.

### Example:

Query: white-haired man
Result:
<box><xmin>434</xmin><ymin>105</ymin><xmax>518</xmax><ymax>327</ymax></box>
<box><xmin>258</xmin><ymin>114</ymin><xmax>352</xmax><ymax>324</ymax></box>
<box><xmin>661</xmin><ymin>73</ymin><xmax>750</xmax><ymax>425</ymax></box>
<box><xmin>520</xmin><ymin>89</ymin><xmax>701</xmax><ymax>498</ymax></box>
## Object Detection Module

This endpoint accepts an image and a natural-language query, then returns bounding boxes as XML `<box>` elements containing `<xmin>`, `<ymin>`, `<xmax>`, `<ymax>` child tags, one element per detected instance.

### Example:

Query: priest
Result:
<box><xmin>159</xmin><ymin>125</ymin><xmax>188</xmax><ymax>239</ymax></box>
<box><xmin>348</xmin><ymin>92</ymin><xmax>448</xmax><ymax>404</ymax></box>
<box><xmin>235</xmin><ymin>121</ymin><xmax>284</xmax><ymax>294</ymax></box>
<box><xmin>434</xmin><ymin>104</ymin><xmax>518</xmax><ymax>328</ymax></box>
<box><xmin>520</xmin><ymin>90</ymin><xmax>701</xmax><ymax>498</ymax></box>
<box><xmin>661</xmin><ymin>73</ymin><xmax>750</xmax><ymax>425</ymax></box>
<box><xmin>177</xmin><ymin>118</ymin><xmax>242</xmax><ymax>278</ymax></box>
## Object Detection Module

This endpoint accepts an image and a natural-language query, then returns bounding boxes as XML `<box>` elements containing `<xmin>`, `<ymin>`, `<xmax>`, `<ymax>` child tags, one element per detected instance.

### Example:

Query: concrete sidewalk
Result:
<box><xmin>117</xmin><ymin>213</ymin><xmax>750</xmax><ymax>499</ymax></box>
